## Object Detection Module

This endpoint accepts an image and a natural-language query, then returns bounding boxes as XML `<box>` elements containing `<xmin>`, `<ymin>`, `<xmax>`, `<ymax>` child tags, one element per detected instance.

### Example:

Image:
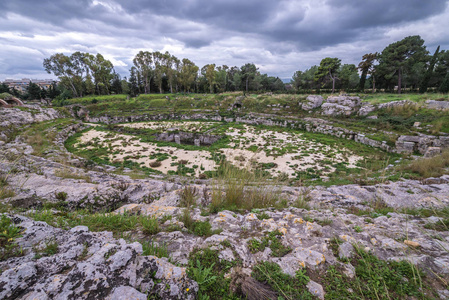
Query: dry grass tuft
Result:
<box><xmin>401</xmin><ymin>149</ymin><xmax>449</xmax><ymax>178</ymax></box>
<box><xmin>230</xmin><ymin>267</ymin><xmax>277</xmax><ymax>300</ymax></box>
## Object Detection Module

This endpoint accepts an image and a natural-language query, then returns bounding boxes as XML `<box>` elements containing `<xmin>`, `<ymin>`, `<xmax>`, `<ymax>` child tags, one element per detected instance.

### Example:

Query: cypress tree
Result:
<box><xmin>420</xmin><ymin>46</ymin><xmax>440</xmax><ymax>93</ymax></box>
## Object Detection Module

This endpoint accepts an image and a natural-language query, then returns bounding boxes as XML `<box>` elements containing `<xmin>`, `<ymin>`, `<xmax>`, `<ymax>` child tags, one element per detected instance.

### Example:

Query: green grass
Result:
<box><xmin>323</xmin><ymin>246</ymin><xmax>428</xmax><ymax>299</ymax></box>
<box><xmin>20</xmin><ymin>118</ymin><xmax>76</xmax><ymax>156</ymax></box>
<box><xmin>399</xmin><ymin>149</ymin><xmax>449</xmax><ymax>178</ymax></box>
<box><xmin>29</xmin><ymin>209</ymin><xmax>161</xmax><ymax>236</ymax></box>
<box><xmin>247</xmin><ymin>230</ymin><xmax>292</xmax><ymax>257</ymax></box>
<box><xmin>251</xmin><ymin>261</ymin><xmax>314</xmax><ymax>300</ymax></box>
<box><xmin>34</xmin><ymin>239</ymin><xmax>59</xmax><ymax>259</ymax></box>
<box><xmin>361</xmin><ymin>92</ymin><xmax>449</xmax><ymax>105</ymax></box>
<box><xmin>142</xmin><ymin>241</ymin><xmax>169</xmax><ymax>258</ymax></box>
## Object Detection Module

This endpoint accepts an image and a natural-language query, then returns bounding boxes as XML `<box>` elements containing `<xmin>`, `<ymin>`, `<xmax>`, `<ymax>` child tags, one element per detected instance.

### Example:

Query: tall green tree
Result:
<box><xmin>133</xmin><ymin>51</ymin><xmax>154</xmax><ymax>94</ymax></box>
<box><xmin>43</xmin><ymin>53</ymin><xmax>81</xmax><ymax>97</ymax></box>
<box><xmin>358</xmin><ymin>53</ymin><xmax>378</xmax><ymax>92</ymax></box>
<box><xmin>152</xmin><ymin>51</ymin><xmax>166</xmax><ymax>93</ymax></box>
<box><xmin>128</xmin><ymin>67</ymin><xmax>140</xmax><ymax>96</ymax></box>
<box><xmin>291</xmin><ymin>66</ymin><xmax>318</xmax><ymax>91</ymax></box>
<box><xmin>84</xmin><ymin>53</ymin><xmax>114</xmax><ymax>95</ymax></box>
<box><xmin>339</xmin><ymin>64</ymin><xmax>359</xmax><ymax>91</ymax></box>
<box><xmin>419</xmin><ymin>46</ymin><xmax>439</xmax><ymax>93</ymax></box>
<box><xmin>377</xmin><ymin>35</ymin><xmax>428</xmax><ymax>94</ymax></box>
<box><xmin>163</xmin><ymin>52</ymin><xmax>179</xmax><ymax>94</ymax></box>
<box><xmin>240</xmin><ymin>63</ymin><xmax>257</xmax><ymax>93</ymax></box>
<box><xmin>179</xmin><ymin>58</ymin><xmax>199</xmax><ymax>93</ymax></box>
<box><xmin>202</xmin><ymin>64</ymin><xmax>216</xmax><ymax>93</ymax></box>
<box><xmin>215</xmin><ymin>65</ymin><xmax>228</xmax><ymax>92</ymax></box>
<box><xmin>315</xmin><ymin>57</ymin><xmax>341</xmax><ymax>93</ymax></box>
<box><xmin>27</xmin><ymin>82</ymin><xmax>42</xmax><ymax>100</ymax></box>
<box><xmin>434</xmin><ymin>50</ymin><xmax>449</xmax><ymax>92</ymax></box>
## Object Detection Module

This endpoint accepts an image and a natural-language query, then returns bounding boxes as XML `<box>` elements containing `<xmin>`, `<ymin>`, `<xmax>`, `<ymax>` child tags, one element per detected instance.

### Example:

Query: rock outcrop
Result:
<box><xmin>425</xmin><ymin>100</ymin><xmax>449</xmax><ymax>110</ymax></box>
<box><xmin>0</xmin><ymin>216</ymin><xmax>198</xmax><ymax>299</ymax></box>
<box><xmin>0</xmin><ymin>106</ymin><xmax>61</xmax><ymax>127</ymax></box>
<box><xmin>321</xmin><ymin>96</ymin><xmax>362</xmax><ymax>116</ymax></box>
<box><xmin>301</xmin><ymin>95</ymin><xmax>324</xmax><ymax>111</ymax></box>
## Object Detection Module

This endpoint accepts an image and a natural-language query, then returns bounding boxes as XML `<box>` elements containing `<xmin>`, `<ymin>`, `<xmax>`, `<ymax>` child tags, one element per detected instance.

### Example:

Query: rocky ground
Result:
<box><xmin>2</xmin><ymin>105</ymin><xmax>449</xmax><ymax>299</ymax></box>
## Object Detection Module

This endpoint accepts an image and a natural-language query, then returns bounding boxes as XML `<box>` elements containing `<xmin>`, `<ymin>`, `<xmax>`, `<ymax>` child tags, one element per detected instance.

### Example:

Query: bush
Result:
<box><xmin>55</xmin><ymin>191</ymin><xmax>68</xmax><ymax>201</ymax></box>
<box><xmin>149</xmin><ymin>160</ymin><xmax>162</xmax><ymax>168</ymax></box>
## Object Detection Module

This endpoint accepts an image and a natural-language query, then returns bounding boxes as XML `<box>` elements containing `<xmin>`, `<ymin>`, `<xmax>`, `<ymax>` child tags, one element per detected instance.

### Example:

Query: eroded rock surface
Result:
<box><xmin>0</xmin><ymin>216</ymin><xmax>198</xmax><ymax>300</ymax></box>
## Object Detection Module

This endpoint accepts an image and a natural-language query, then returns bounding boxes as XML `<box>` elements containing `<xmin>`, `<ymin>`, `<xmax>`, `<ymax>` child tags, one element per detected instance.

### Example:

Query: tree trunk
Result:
<box><xmin>144</xmin><ymin>78</ymin><xmax>148</xmax><ymax>94</ymax></box>
<box><xmin>372</xmin><ymin>76</ymin><xmax>376</xmax><ymax>93</ymax></box>
<box><xmin>246</xmin><ymin>77</ymin><xmax>249</xmax><ymax>92</ymax></box>
<box><xmin>332</xmin><ymin>77</ymin><xmax>335</xmax><ymax>94</ymax></box>
<box><xmin>398</xmin><ymin>68</ymin><xmax>402</xmax><ymax>94</ymax></box>
<box><xmin>68</xmin><ymin>78</ymin><xmax>78</xmax><ymax>98</ymax></box>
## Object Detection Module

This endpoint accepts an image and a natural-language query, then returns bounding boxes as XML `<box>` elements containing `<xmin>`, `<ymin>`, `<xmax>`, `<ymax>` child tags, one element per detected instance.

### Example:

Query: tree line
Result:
<box><xmin>39</xmin><ymin>50</ymin><xmax>285</xmax><ymax>100</ymax></box>
<box><xmin>15</xmin><ymin>35</ymin><xmax>448</xmax><ymax>100</ymax></box>
<box><xmin>292</xmin><ymin>35</ymin><xmax>449</xmax><ymax>94</ymax></box>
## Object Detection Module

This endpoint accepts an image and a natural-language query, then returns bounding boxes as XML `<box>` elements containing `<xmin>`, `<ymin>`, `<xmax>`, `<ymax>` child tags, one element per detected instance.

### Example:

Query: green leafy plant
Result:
<box><xmin>0</xmin><ymin>215</ymin><xmax>24</xmax><ymax>260</ymax></box>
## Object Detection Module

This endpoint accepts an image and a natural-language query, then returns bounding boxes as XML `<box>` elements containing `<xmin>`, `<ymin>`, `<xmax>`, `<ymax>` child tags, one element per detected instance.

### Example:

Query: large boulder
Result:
<box><xmin>358</xmin><ymin>104</ymin><xmax>376</xmax><ymax>116</ymax></box>
<box><xmin>321</xmin><ymin>96</ymin><xmax>362</xmax><ymax>116</ymax></box>
<box><xmin>301</xmin><ymin>95</ymin><xmax>324</xmax><ymax>110</ymax></box>
<box><xmin>425</xmin><ymin>100</ymin><xmax>449</xmax><ymax>110</ymax></box>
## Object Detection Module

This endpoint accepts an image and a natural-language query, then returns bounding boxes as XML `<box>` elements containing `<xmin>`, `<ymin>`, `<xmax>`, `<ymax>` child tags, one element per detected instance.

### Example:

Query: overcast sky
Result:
<box><xmin>1</xmin><ymin>0</ymin><xmax>449</xmax><ymax>81</ymax></box>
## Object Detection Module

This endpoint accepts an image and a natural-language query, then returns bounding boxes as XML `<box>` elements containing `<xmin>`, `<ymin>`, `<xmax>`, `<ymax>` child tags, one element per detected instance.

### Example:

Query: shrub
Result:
<box><xmin>149</xmin><ymin>160</ymin><xmax>162</xmax><ymax>168</ymax></box>
<box><xmin>55</xmin><ymin>191</ymin><xmax>68</xmax><ymax>201</ymax></box>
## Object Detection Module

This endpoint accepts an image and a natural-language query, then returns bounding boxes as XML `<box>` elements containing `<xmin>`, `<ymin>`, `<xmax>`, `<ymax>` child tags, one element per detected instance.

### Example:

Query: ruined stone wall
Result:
<box><xmin>86</xmin><ymin>112</ymin><xmax>448</xmax><ymax>156</ymax></box>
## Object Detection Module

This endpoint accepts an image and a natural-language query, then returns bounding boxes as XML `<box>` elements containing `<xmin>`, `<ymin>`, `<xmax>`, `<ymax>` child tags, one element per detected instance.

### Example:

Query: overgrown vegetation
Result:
<box><xmin>251</xmin><ymin>261</ymin><xmax>314</xmax><ymax>300</ymax></box>
<box><xmin>247</xmin><ymin>230</ymin><xmax>292</xmax><ymax>257</ymax></box>
<box><xmin>323</xmin><ymin>246</ymin><xmax>428</xmax><ymax>299</ymax></box>
<box><xmin>0</xmin><ymin>215</ymin><xmax>24</xmax><ymax>261</ymax></box>
<box><xmin>400</xmin><ymin>149</ymin><xmax>449</xmax><ymax>178</ymax></box>
<box><xmin>187</xmin><ymin>247</ymin><xmax>240</xmax><ymax>299</ymax></box>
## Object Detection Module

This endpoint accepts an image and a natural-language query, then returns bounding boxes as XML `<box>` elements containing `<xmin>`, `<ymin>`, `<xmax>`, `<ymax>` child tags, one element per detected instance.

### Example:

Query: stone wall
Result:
<box><xmin>396</xmin><ymin>135</ymin><xmax>449</xmax><ymax>156</ymax></box>
<box><xmin>86</xmin><ymin>111</ymin><xmax>448</xmax><ymax>155</ymax></box>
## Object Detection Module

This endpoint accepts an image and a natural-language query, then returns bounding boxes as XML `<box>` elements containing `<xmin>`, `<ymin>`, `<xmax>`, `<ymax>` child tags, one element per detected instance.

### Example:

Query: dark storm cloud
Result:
<box><xmin>327</xmin><ymin>0</ymin><xmax>446</xmax><ymax>28</ymax></box>
<box><xmin>1</xmin><ymin>0</ymin><xmax>447</xmax><ymax>50</ymax></box>
<box><xmin>1</xmin><ymin>0</ymin><xmax>449</xmax><ymax>79</ymax></box>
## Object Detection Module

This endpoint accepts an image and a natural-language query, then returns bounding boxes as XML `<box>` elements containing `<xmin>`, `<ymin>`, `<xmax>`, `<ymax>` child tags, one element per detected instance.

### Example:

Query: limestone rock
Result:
<box><xmin>302</xmin><ymin>95</ymin><xmax>324</xmax><ymax>110</ymax></box>
<box><xmin>0</xmin><ymin>216</ymin><xmax>198</xmax><ymax>300</ymax></box>
<box><xmin>321</xmin><ymin>96</ymin><xmax>362</xmax><ymax>116</ymax></box>
<box><xmin>424</xmin><ymin>147</ymin><xmax>441</xmax><ymax>157</ymax></box>
<box><xmin>425</xmin><ymin>100</ymin><xmax>449</xmax><ymax>110</ymax></box>
<box><xmin>358</xmin><ymin>104</ymin><xmax>376</xmax><ymax>116</ymax></box>
<box><xmin>307</xmin><ymin>280</ymin><xmax>325</xmax><ymax>300</ymax></box>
